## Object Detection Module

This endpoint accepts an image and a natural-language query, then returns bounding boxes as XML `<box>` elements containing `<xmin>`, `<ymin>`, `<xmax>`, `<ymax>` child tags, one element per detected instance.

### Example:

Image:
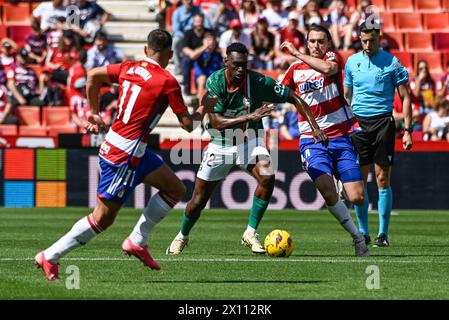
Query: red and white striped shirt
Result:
<box><xmin>100</xmin><ymin>57</ymin><xmax>187</xmax><ymax>165</ymax></box>
<box><xmin>281</xmin><ymin>51</ymin><xmax>356</xmax><ymax>139</ymax></box>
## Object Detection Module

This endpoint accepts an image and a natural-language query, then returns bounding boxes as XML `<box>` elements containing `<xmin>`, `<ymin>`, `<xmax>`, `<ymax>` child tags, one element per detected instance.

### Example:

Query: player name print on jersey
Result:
<box><xmin>125</xmin><ymin>65</ymin><xmax>153</xmax><ymax>81</ymax></box>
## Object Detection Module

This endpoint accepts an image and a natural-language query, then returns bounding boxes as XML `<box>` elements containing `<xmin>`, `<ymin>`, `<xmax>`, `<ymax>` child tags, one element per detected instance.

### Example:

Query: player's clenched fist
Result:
<box><xmin>201</xmin><ymin>90</ymin><xmax>219</xmax><ymax>112</ymax></box>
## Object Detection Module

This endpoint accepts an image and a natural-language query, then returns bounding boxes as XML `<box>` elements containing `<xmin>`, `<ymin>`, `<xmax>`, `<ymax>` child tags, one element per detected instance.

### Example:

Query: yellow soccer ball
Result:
<box><xmin>264</xmin><ymin>229</ymin><xmax>294</xmax><ymax>257</ymax></box>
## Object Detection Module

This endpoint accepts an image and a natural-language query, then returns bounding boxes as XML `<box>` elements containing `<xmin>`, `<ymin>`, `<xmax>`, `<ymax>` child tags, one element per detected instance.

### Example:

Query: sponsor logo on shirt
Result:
<box><xmin>299</xmin><ymin>78</ymin><xmax>324</xmax><ymax>93</ymax></box>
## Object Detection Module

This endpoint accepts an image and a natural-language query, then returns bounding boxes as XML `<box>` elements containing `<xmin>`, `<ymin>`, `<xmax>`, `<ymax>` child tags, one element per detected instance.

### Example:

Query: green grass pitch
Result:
<box><xmin>1</xmin><ymin>208</ymin><xmax>449</xmax><ymax>299</ymax></box>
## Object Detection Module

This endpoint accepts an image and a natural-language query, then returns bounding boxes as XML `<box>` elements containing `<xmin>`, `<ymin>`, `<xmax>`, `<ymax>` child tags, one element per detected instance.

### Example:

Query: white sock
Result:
<box><xmin>177</xmin><ymin>231</ymin><xmax>188</xmax><ymax>240</ymax></box>
<box><xmin>44</xmin><ymin>213</ymin><xmax>103</xmax><ymax>263</ymax></box>
<box><xmin>245</xmin><ymin>225</ymin><xmax>256</xmax><ymax>234</ymax></box>
<box><xmin>327</xmin><ymin>200</ymin><xmax>361</xmax><ymax>239</ymax></box>
<box><xmin>129</xmin><ymin>192</ymin><xmax>173</xmax><ymax>246</ymax></box>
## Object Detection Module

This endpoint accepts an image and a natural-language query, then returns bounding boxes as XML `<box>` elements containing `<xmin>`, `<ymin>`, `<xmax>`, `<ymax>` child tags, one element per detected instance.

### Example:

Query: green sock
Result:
<box><xmin>180</xmin><ymin>211</ymin><xmax>198</xmax><ymax>237</ymax></box>
<box><xmin>248</xmin><ymin>196</ymin><xmax>269</xmax><ymax>229</ymax></box>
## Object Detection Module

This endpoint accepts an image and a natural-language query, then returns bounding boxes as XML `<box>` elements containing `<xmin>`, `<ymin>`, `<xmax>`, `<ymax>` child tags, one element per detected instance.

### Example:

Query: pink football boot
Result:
<box><xmin>121</xmin><ymin>238</ymin><xmax>161</xmax><ymax>270</ymax></box>
<box><xmin>34</xmin><ymin>251</ymin><xmax>60</xmax><ymax>281</ymax></box>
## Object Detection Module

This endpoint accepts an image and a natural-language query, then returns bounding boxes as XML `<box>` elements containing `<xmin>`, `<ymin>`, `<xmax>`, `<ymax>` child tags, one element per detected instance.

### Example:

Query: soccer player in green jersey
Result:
<box><xmin>166</xmin><ymin>42</ymin><xmax>328</xmax><ymax>255</ymax></box>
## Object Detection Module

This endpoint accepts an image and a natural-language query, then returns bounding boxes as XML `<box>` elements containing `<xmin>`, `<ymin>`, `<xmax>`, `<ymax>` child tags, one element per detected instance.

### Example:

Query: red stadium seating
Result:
<box><xmin>42</xmin><ymin>106</ymin><xmax>78</xmax><ymax>137</ymax></box>
<box><xmin>380</xmin><ymin>12</ymin><xmax>395</xmax><ymax>32</ymax></box>
<box><xmin>405</xmin><ymin>33</ymin><xmax>433</xmax><ymax>52</ymax></box>
<box><xmin>7</xmin><ymin>25</ymin><xmax>32</xmax><ymax>47</ymax></box>
<box><xmin>14</xmin><ymin>106</ymin><xmax>41</xmax><ymax>126</ymax></box>
<box><xmin>416</xmin><ymin>0</ymin><xmax>442</xmax><ymax>12</ymax></box>
<box><xmin>414</xmin><ymin>52</ymin><xmax>443</xmax><ymax>74</ymax></box>
<box><xmin>371</xmin><ymin>0</ymin><xmax>386</xmax><ymax>11</ymax></box>
<box><xmin>2</xmin><ymin>3</ymin><xmax>31</xmax><ymax>24</ymax></box>
<box><xmin>18</xmin><ymin>126</ymin><xmax>47</xmax><ymax>136</ymax></box>
<box><xmin>0</xmin><ymin>24</ymin><xmax>6</xmax><ymax>39</ymax></box>
<box><xmin>382</xmin><ymin>32</ymin><xmax>404</xmax><ymax>51</ymax></box>
<box><xmin>387</xmin><ymin>0</ymin><xmax>414</xmax><ymax>12</ymax></box>
<box><xmin>0</xmin><ymin>124</ymin><xmax>18</xmax><ymax>136</ymax></box>
<box><xmin>423</xmin><ymin>13</ymin><xmax>449</xmax><ymax>31</ymax></box>
<box><xmin>443</xmin><ymin>52</ymin><xmax>449</xmax><ymax>70</ymax></box>
<box><xmin>434</xmin><ymin>33</ymin><xmax>449</xmax><ymax>51</ymax></box>
<box><xmin>395</xmin><ymin>13</ymin><xmax>423</xmax><ymax>32</ymax></box>
<box><xmin>391</xmin><ymin>50</ymin><xmax>414</xmax><ymax>74</ymax></box>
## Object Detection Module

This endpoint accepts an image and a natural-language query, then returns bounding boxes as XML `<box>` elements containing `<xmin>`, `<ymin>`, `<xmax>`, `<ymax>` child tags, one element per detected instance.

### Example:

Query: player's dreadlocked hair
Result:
<box><xmin>147</xmin><ymin>29</ymin><xmax>172</xmax><ymax>52</ymax></box>
<box><xmin>226</xmin><ymin>42</ymin><xmax>248</xmax><ymax>56</ymax></box>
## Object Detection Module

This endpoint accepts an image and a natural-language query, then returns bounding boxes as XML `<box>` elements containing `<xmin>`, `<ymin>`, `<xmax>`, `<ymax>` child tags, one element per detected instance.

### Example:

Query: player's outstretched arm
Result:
<box><xmin>208</xmin><ymin>104</ymin><xmax>275</xmax><ymax>131</ymax></box>
<box><xmin>86</xmin><ymin>67</ymin><xmax>110</xmax><ymax>133</ymax></box>
<box><xmin>287</xmin><ymin>91</ymin><xmax>328</xmax><ymax>146</ymax></box>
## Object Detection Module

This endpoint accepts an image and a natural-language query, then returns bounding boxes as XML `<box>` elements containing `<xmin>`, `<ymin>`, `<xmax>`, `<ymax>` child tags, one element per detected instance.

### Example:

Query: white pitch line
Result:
<box><xmin>1</xmin><ymin>257</ymin><xmax>448</xmax><ymax>264</ymax></box>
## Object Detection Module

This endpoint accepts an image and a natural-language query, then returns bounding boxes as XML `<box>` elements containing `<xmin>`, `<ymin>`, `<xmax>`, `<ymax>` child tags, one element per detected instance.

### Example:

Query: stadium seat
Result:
<box><xmin>15</xmin><ymin>106</ymin><xmax>41</xmax><ymax>126</ymax></box>
<box><xmin>395</xmin><ymin>13</ymin><xmax>423</xmax><ymax>32</ymax></box>
<box><xmin>391</xmin><ymin>51</ymin><xmax>413</xmax><ymax>74</ymax></box>
<box><xmin>42</xmin><ymin>106</ymin><xmax>78</xmax><ymax>136</ymax></box>
<box><xmin>0</xmin><ymin>24</ymin><xmax>6</xmax><ymax>39</ymax></box>
<box><xmin>405</xmin><ymin>33</ymin><xmax>433</xmax><ymax>52</ymax></box>
<box><xmin>443</xmin><ymin>52</ymin><xmax>449</xmax><ymax>70</ymax></box>
<box><xmin>434</xmin><ymin>33</ymin><xmax>449</xmax><ymax>52</ymax></box>
<box><xmin>371</xmin><ymin>0</ymin><xmax>385</xmax><ymax>11</ymax></box>
<box><xmin>0</xmin><ymin>124</ymin><xmax>18</xmax><ymax>135</ymax></box>
<box><xmin>423</xmin><ymin>13</ymin><xmax>449</xmax><ymax>31</ymax></box>
<box><xmin>386</xmin><ymin>0</ymin><xmax>414</xmax><ymax>12</ymax></box>
<box><xmin>18</xmin><ymin>125</ymin><xmax>47</xmax><ymax>136</ymax></box>
<box><xmin>382</xmin><ymin>32</ymin><xmax>404</xmax><ymax>51</ymax></box>
<box><xmin>416</xmin><ymin>0</ymin><xmax>442</xmax><ymax>13</ymax></box>
<box><xmin>414</xmin><ymin>52</ymin><xmax>443</xmax><ymax>74</ymax></box>
<box><xmin>380</xmin><ymin>12</ymin><xmax>395</xmax><ymax>32</ymax></box>
<box><xmin>7</xmin><ymin>25</ymin><xmax>33</xmax><ymax>47</ymax></box>
<box><xmin>2</xmin><ymin>3</ymin><xmax>31</xmax><ymax>24</ymax></box>
<box><xmin>47</xmin><ymin>126</ymin><xmax>78</xmax><ymax>137</ymax></box>
<box><xmin>42</xmin><ymin>106</ymin><xmax>72</xmax><ymax>126</ymax></box>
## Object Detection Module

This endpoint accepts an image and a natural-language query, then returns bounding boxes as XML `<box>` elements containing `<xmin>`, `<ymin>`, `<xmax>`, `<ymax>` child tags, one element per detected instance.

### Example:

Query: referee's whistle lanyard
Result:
<box><xmin>362</xmin><ymin>49</ymin><xmax>372</xmax><ymax>69</ymax></box>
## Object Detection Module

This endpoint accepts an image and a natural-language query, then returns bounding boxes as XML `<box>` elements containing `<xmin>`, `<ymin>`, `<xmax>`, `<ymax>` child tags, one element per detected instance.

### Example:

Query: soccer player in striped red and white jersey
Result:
<box><xmin>280</xmin><ymin>24</ymin><xmax>369</xmax><ymax>257</ymax></box>
<box><xmin>34</xmin><ymin>29</ymin><xmax>218</xmax><ymax>280</ymax></box>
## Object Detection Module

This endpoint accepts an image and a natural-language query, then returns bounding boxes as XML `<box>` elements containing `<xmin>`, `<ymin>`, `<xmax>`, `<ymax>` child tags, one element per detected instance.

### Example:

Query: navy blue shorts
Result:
<box><xmin>300</xmin><ymin>135</ymin><xmax>362</xmax><ymax>183</ymax></box>
<box><xmin>97</xmin><ymin>149</ymin><xmax>164</xmax><ymax>204</ymax></box>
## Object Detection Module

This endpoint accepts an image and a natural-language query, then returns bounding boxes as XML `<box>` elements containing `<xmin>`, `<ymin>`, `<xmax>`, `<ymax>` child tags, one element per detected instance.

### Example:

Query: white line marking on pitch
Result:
<box><xmin>1</xmin><ymin>257</ymin><xmax>448</xmax><ymax>264</ymax></box>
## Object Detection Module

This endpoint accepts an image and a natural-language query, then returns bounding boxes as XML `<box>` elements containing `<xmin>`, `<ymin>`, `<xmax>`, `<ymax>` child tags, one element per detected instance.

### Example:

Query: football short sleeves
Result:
<box><xmin>258</xmin><ymin>75</ymin><xmax>290</xmax><ymax>103</ymax></box>
<box><xmin>280</xmin><ymin>66</ymin><xmax>295</xmax><ymax>89</ymax></box>
<box><xmin>165</xmin><ymin>76</ymin><xmax>187</xmax><ymax>114</ymax></box>
<box><xmin>106</xmin><ymin>63</ymin><xmax>122</xmax><ymax>83</ymax></box>
<box><xmin>206</xmin><ymin>76</ymin><xmax>224</xmax><ymax>113</ymax></box>
<box><xmin>392</xmin><ymin>57</ymin><xmax>409</xmax><ymax>87</ymax></box>
<box><xmin>344</xmin><ymin>58</ymin><xmax>353</xmax><ymax>88</ymax></box>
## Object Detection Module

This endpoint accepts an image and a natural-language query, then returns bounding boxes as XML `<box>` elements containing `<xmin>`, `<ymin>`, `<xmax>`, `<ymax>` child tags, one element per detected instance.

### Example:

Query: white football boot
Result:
<box><xmin>241</xmin><ymin>231</ymin><xmax>266</xmax><ymax>254</ymax></box>
<box><xmin>166</xmin><ymin>233</ymin><xmax>189</xmax><ymax>255</ymax></box>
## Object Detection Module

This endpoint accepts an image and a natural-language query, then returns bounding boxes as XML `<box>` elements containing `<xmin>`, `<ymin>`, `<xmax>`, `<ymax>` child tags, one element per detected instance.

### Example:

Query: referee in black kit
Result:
<box><xmin>343</xmin><ymin>21</ymin><xmax>413</xmax><ymax>248</ymax></box>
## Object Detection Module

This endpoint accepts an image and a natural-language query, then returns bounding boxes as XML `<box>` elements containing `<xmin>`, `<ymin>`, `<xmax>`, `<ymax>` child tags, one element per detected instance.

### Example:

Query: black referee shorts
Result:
<box><xmin>351</xmin><ymin>112</ymin><xmax>396</xmax><ymax>167</ymax></box>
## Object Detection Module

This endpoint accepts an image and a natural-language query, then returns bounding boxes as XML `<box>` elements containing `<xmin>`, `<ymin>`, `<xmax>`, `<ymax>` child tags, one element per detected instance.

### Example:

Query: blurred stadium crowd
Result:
<box><xmin>1</xmin><ymin>0</ymin><xmax>449</xmax><ymax>142</ymax></box>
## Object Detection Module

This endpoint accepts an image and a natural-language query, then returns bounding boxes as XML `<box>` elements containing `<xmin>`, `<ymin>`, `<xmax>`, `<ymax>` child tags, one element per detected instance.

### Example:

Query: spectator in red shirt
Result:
<box><xmin>44</xmin><ymin>29</ymin><xmax>80</xmax><ymax>86</ymax></box>
<box><xmin>68</xmin><ymin>50</ymin><xmax>87</xmax><ymax>97</ymax></box>
<box><xmin>274</xmin><ymin>11</ymin><xmax>306</xmax><ymax>70</ymax></box>
<box><xmin>70</xmin><ymin>77</ymin><xmax>89</xmax><ymax>131</ymax></box>
<box><xmin>437</xmin><ymin>60</ymin><xmax>449</xmax><ymax>101</ymax></box>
